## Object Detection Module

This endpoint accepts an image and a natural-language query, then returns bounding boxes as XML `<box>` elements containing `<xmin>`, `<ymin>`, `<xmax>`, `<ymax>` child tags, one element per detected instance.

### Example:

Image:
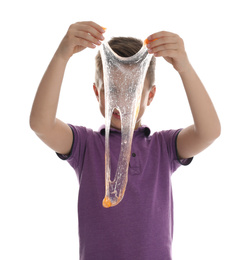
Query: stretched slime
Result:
<box><xmin>100</xmin><ymin>40</ymin><xmax>153</xmax><ymax>208</ymax></box>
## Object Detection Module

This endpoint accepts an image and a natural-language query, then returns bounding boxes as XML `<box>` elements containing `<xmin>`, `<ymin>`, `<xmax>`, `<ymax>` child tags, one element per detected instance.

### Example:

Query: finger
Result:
<box><xmin>147</xmin><ymin>31</ymin><xmax>177</xmax><ymax>41</ymax></box>
<box><xmin>75</xmin><ymin>22</ymin><xmax>105</xmax><ymax>41</ymax></box>
<box><xmin>153</xmin><ymin>49</ymin><xmax>177</xmax><ymax>58</ymax></box>
<box><xmin>74</xmin><ymin>30</ymin><xmax>102</xmax><ymax>46</ymax></box>
<box><xmin>77</xmin><ymin>24</ymin><xmax>104</xmax><ymax>41</ymax></box>
<box><xmin>149</xmin><ymin>43</ymin><xmax>179</xmax><ymax>54</ymax></box>
<box><xmin>144</xmin><ymin>38</ymin><xmax>157</xmax><ymax>45</ymax></box>
<box><xmin>75</xmin><ymin>37</ymin><xmax>96</xmax><ymax>49</ymax></box>
<box><xmin>146</xmin><ymin>36</ymin><xmax>177</xmax><ymax>49</ymax></box>
<box><xmin>77</xmin><ymin>21</ymin><xmax>106</xmax><ymax>34</ymax></box>
<box><xmin>86</xmin><ymin>21</ymin><xmax>106</xmax><ymax>34</ymax></box>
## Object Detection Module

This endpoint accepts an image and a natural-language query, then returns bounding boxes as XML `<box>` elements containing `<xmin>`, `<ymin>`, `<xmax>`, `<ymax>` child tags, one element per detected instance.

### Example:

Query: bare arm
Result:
<box><xmin>30</xmin><ymin>53</ymin><xmax>73</xmax><ymax>155</ymax></box>
<box><xmin>176</xmin><ymin>65</ymin><xmax>221</xmax><ymax>159</ymax></box>
<box><xmin>30</xmin><ymin>21</ymin><xmax>105</xmax><ymax>154</ymax></box>
<box><xmin>146</xmin><ymin>31</ymin><xmax>221</xmax><ymax>159</ymax></box>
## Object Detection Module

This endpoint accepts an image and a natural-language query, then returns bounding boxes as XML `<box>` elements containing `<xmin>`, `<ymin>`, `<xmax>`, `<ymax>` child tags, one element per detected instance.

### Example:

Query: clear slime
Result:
<box><xmin>100</xmin><ymin>40</ymin><xmax>153</xmax><ymax>208</ymax></box>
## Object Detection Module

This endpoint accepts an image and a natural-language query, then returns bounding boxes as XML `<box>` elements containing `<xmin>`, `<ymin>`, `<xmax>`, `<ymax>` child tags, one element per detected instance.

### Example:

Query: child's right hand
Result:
<box><xmin>55</xmin><ymin>21</ymin><xmax>105</xmax><ymax>61</ymax></box>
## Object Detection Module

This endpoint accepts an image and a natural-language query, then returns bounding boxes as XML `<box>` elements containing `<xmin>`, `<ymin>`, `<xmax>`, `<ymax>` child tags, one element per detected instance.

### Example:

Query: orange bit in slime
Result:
<box><xmin>102</xmin><ymin>196</ymin><xmax>112</xmax><ymax>208</ymax></box>
<box><xmin>144</xmin><ymin>38</ymin><xmax>158</xmax><ymax>45</ymax></box>
<box><xmin>135</xmin><ymin>105</ymin><xmax>140</xmax><ymax>119</ymax></box>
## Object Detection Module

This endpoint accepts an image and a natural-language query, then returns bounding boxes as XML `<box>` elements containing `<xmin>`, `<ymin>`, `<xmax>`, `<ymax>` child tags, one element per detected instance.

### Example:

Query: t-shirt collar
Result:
<box><xmin>99</xmin><ymin>125</ymin><xmax>151</xmax><ymax>137</ymax></box>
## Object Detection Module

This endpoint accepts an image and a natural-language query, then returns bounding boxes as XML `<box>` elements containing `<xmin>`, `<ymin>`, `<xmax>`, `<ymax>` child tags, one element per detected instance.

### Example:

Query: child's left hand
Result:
<box><xmin>146</xmin><ymin>31</ymin><xmax>191</xmax><ymax>73</ymax></box>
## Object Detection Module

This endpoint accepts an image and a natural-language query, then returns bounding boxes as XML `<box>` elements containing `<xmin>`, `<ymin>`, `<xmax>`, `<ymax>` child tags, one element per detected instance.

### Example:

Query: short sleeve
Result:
<box><xmin>56</xmin><ymin>124</ymin><xmax>75</xmax><ymax>161</ymax></box>
<box><xmin>174</xmin><ymin>129</ymin><xmax>193</xmax><ymax>166</ymax></box>
<box><xmin>56</xmin><ymin>124</ymin><xmax>88</xmax><ymax>172</ymax></box>
<box><xmin>162</xmin><ymin>129</ymin><xmax>193</xmax><ymax>173</ymax></box>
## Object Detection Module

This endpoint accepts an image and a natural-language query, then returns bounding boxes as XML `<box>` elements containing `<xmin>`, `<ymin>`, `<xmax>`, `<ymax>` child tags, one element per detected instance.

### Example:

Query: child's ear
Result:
<box><xmin>147</xmin><ymin>85</ymin><xmax>156</xmax><ymax>106</ymax></box>
<box><xmin>93</xmin><ymin>83</ymin><xmax>99</xmax><ymax>101</ymax></box>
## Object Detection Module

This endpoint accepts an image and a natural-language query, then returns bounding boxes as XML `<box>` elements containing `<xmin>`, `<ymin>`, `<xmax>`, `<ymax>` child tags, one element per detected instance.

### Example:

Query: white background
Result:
<box><xmin>1</xmin><ymin>0</ymin><xmax>250</xmax><ymax>259</ymax></box>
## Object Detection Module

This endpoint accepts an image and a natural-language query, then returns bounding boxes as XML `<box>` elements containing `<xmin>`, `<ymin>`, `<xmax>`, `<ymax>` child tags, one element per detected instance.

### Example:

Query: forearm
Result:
<box><xmin>179</xmin><ymin>64</ymin><xmax>221</xmax><ymax>141</ymax></box>
<box><xmin>30</xmin><ymin>52</ymin><xmax>68</xmax><ymax>133</ymax></box>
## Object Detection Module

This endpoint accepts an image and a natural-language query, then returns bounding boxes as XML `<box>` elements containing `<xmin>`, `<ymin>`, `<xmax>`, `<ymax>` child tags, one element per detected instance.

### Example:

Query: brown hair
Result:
<box><xmin>95</xmin><ymin>37</ymin><xmax>156</xmax><ymax>89</ymax></box>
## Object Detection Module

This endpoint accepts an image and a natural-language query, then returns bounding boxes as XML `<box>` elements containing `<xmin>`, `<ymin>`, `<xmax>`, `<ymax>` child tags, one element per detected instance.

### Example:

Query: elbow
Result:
<box><xmin>29</xmin><ymin>115</ymin><xmax>40</xmax><ymax>133</ymax></box>
<box><xmin>213</xmin><ymin>120</ymin><xmax>222</xmax><ymax>140</ymax></box>
<box><xmin>207</xmin><ymin>122</ymin><xmax>221</xmax><ymax>143</ymax></box>
<box><xmin>209</xmin><ymin>122</ymin><xmax>221</xmax><ymax>143</ymax></box>
<box><xmin>29</xmin><ymin>114</ymin><xmax>52</xmax><ymax>134</ymax></box>
<box><xmin>196</xmin><ymin>121</ymin><xmax>221</xmax><ymax>144</ymax></box>
<box><xmin>216</xmin><ymin>124</ymin><xmax>221</xmax><ymax>139</ymax></box>
<box><xmin>29</xmin><ymin>114</ymin><xmax>36</xmax><ymax>131</ymax></box>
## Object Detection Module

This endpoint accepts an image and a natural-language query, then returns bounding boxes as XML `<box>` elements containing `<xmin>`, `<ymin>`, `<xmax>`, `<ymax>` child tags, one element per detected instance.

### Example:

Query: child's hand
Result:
<box><xmin>55</xmin><ymin>21</ymin><xmax>105</xmax><ymax>61</ymax></box>
<box><xmin>146</xmin><ymin>31</ymin><xmax>191</xmax><ymax>73</ymax></box>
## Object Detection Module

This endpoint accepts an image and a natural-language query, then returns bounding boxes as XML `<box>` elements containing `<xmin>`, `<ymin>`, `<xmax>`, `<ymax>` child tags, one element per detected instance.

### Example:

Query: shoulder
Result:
<box><xmin>147</xmin><ymin>129</ymin><xmax>182</xmax><ymax>157</ymax></box>
<box><xmin>68</xmin><ymin>124</ymin><xmax>105</xmax><ymax>150</ymax></box>
<box><xmin>151</xmin><ymin>129</ymin><xmax>182</xmax><ymax>144</ymax></box>
<box><xmin>69</xmin><ymin>124</ymin><xmax>102</xmax><ymax>139</ymax></box>
<box><xmin>69</xmin><ymin>124</ymin><xmax>93</xmax><ymax>134</ymax></box>
<box><xmin>151</xmin><ymin>128</ymin><xmax>193</xmax><ymax>166</ymax></box>
<box><xmin>57</xmin><ymin>124</ymin><xmax>103</xmax><ymax>162</ymax></box>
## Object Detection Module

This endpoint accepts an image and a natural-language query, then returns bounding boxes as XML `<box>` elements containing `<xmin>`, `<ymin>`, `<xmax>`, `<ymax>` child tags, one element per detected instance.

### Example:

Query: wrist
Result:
<box><xmin>53</xmin><ymin>50</ymin><xmax>70</xmax><ymax>65</ymax></box>
<box><xmin>54</xmin><ymin>44</ymin><xmax>72</xmax><ymax>63</ymax></box>
<box><xmin>178</xmin><ymin>62</ymin><xmax>194</xmax><ymax>76</ymax></box>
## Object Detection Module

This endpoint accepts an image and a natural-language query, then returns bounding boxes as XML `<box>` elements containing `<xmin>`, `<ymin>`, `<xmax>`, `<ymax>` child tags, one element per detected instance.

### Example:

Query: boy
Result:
<box><xmin>30</xmin><ymin>21</ymin><xmax>221</xmax><ymax>260</ymax></box>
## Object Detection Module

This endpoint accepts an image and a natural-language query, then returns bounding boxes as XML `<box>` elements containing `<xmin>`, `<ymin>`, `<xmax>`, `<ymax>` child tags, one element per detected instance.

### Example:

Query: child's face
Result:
<box><xmin>93</xmin><ymin>78</ymin><xmax>156</xmax><ymax>131</ymax></box>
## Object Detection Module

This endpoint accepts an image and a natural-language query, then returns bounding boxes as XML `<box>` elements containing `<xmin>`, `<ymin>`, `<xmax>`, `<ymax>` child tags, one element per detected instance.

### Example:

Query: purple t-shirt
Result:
<box><xmin>57</xmin><ymin>124</ymin><xmax>192</xmax><ymax>260</ymax></box>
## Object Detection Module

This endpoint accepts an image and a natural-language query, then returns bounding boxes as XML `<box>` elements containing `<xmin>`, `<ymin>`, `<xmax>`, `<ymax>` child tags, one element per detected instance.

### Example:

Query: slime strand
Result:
<box><xmin>100</xmin><ymin>40</ymin><xmax>153</xmax><ymax>208</ymax></box>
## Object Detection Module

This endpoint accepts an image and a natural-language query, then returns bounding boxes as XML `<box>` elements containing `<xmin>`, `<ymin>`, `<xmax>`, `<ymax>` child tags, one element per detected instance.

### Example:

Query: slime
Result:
<box><xmin>100</xmin><ymin>39</ymin><xmax>153</xmax><ymax>208</ymax></box>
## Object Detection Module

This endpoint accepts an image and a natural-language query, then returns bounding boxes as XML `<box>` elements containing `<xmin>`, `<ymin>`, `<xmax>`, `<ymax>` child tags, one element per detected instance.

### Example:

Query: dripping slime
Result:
<box><xmin>100</xmin><ymin>40</ymin><xmax>153</xmax><ymax>208</ymax></box>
